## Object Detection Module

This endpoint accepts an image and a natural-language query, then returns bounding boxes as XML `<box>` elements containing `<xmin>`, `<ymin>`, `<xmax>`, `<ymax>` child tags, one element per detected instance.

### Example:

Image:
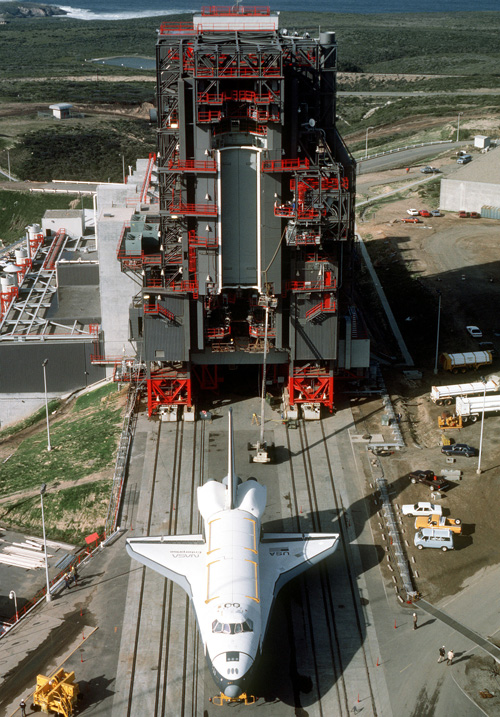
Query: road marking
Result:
<box><xmin>399</xmin><ymin>663</ymin><xmax>412</xmax><ymax>673</ymax></box>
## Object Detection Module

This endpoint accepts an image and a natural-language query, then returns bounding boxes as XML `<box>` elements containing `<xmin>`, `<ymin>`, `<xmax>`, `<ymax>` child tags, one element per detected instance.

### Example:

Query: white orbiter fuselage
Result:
<box><xmin>126</xmin><ymin>409</ymin><xmax>339</xmax><ymax>698</ymax></box>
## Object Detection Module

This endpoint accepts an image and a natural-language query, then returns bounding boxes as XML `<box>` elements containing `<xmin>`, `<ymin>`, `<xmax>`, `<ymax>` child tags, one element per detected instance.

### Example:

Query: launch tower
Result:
<box><xmin>117</xmin><ymin>5</ymin><xmax>369</xmax><ymax>417</ymax></box>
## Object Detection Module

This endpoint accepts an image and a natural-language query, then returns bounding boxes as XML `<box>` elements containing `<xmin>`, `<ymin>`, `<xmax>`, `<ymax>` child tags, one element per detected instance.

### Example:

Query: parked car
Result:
<box><xmin>479</xmin><ymin>341</ymin><xmax>497</xmax><ymax>356</ymax></box>
<box><xmin>420</xmin><ymin>166</ymin><xmax>440</xmax><ymax>174</ymax></box>
<box><xmin>414</xmin><ymin>528</ymin><xmax>454</xmax><ymax>551</ymax></box>
<box><xmin>431</xmin><ymin>209</ymin><xmax>442</xmax><ymax>217</ymax></box>
<box><xmin>402</xmin><ymin>502</ymin><xmax>443</xmax><ymax>517</ymax></box>
<box><xmin>419</xmin><ymin>210</ymin><xmax>431</xmax><ymax>217</ymax></box>
<box><xmin>402</xmin><ymin>217</ymin><xmax>421</xmax><ymax>224</ymax></box>
<box><xmin>441</xmin><ymin>443</ymin><xmax>477</xmax><ymax>457</ymax></box>
<box><xmin>459</xmin><ymin>211</ymin><xmax>470</xmax><ymax>218</ymax></box>
<box><xmin>466</xmin><ymin>325</ymin><xmax>482</xmax><ymax>338</ymax></box>
<box><xmin>415</xmin><ymin>514</ymin><xmax>462</xmax><ymax>533</ymax></box>
<box><xmin>407</xmin><ymin>208</ymin><xmax>420</xmax><ymax>216</ymax></box>
<box><xmin>409</xmin><ymin>470</ymin><xmax>449</xmax><ymax>491</ymax></box>
<box><xmin>470</xmin><ymin>212</ymin><xmax>480</xmax><ymax>218</ymax></box>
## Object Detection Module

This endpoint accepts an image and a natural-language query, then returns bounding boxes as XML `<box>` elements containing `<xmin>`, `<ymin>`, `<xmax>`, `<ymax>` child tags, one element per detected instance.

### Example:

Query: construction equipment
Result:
<box><xmin>438</xmin><ymin>411</ymin><xmax>463</xmax><ymax>429</ymax></box>
<box><xmin>32</xmin><ymin>669</ymin><xmax>79</xmax><ymax>716</ymax></box>
<box><xmin>440</xmin><ymin>351</ymin><xmax>492</xmax><ymax>374</ymax></box>
<box><xmin>430</xmin><ymin>375</ymin><xmax>499</xmax><ymax>405</ymax></box>
<box><xmin>211</xmin><ymin>692</ymin><xmax>256</xmax><ymax>706</ymax></box>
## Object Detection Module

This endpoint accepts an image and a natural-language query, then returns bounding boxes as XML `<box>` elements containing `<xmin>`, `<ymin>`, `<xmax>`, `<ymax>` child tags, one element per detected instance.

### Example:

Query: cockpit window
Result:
<box><xmin>211</xmin><ymin>619</ymin><xmax>253</xmax><ymax>634</ymax></box>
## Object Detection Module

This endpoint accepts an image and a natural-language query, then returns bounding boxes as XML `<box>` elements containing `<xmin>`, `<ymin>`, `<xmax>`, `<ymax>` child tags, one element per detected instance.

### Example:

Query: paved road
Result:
<box><xmin>339</xmin><ymin>89</ymin><xmax>500</xmax><ymax>97</ymax></box>
<box><xmin>358</xmin><ymin>141</ymin><xmax>466</xmax><ymax>174</ymax></box>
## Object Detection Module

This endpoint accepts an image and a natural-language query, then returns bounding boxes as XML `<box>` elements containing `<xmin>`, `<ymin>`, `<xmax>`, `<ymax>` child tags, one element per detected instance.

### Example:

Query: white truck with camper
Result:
<box><xmin>430</xmin><ymin>375</ymin><xmax>499</xmax><ymax>405</ymax></box>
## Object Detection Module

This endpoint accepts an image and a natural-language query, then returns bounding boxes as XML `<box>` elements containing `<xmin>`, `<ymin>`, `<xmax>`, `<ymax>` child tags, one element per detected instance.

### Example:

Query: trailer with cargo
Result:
<box><xmin>430</xmin><ymin>376</ymin><xmax>499</xmax><ymax>405</ymax></box>
<box><xmin>455</xmin><ymin>394</ymin><xmax>500</xmax><ymax>422</ymax></box>
<box><xmin>439</xmin><ymin>351</ymin><xmax>492</xmax><ymax>374</ymax></box>
<box><xmin>438</xmin><ymin>394</ymin><xmax>500</xmax><ymax>428</ymax></box>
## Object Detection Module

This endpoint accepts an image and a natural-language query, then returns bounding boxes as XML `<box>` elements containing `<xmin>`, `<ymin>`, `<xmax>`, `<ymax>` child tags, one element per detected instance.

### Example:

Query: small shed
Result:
<box><xmin>49</xmin><ymin>103</ymin><xmax>73</xmax><ymax>120</ymax></box>
<box><xmin>474</xmin><ymin>135</ymin><xmax>490</xmax><ymax>149</ymax></box>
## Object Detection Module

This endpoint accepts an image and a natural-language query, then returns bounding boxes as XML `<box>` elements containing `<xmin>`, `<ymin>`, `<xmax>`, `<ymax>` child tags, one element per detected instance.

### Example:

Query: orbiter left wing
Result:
<box><xmin>126</xmin><ymin>535</ymin><xmax>205</xmax><ymax>600</ymax></box>
<box><xmin>259</xmin><ymin>532</ymin><xmax>339</xmax><ymax>625</ymax></box>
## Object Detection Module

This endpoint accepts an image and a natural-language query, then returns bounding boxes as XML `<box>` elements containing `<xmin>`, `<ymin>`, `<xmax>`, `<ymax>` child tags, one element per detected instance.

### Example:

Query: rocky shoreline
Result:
<box><xmin>0</xmin><ymin>2</ymin><xmax>67</xmax><ymax>19</ymax></box>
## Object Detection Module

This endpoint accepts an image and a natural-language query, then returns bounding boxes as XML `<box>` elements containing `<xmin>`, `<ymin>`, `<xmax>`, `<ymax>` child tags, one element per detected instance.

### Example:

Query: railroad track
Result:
<box><xmin>116</xmin><ymin>409</ymin><xmax>380</xmax><ymax>717</ymax></box>
<box><xmin>120</xmin><ymin>418</ymin><xmax>207</xmax><ymax>717</ymax></box>
<box><xmin>280</xmin><ymin>418</ymin><xmax>379</xmax><ymax>717</ymax></box>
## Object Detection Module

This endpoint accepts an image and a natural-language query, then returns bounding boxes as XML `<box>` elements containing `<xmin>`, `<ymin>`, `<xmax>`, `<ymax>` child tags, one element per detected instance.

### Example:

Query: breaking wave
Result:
<box><xmin>57</xmin><ymin>6</ymin><xmax>195</xmax><ymax>21</ymax></box>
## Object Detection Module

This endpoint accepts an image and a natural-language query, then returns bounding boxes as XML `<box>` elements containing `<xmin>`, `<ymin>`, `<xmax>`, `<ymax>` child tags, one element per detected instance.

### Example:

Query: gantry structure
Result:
<box><xmin>116</xmin><ymin>5</ymin><xmax>369</xmax><ymax>416</ymax></box>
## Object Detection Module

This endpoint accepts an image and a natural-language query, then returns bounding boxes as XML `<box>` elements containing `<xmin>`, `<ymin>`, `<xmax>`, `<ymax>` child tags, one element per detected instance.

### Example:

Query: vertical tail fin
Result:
<box><xmin>227</xmin><ymin>408</ymin><xmax>238</xmax><ymax>509</ymax></box>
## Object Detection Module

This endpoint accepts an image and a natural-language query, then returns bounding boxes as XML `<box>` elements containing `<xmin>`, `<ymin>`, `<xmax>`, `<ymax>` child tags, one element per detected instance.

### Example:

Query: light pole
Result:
<box><xmin>42</xmin><ymin>359</ymin><xmax>51</xmax><ymax>452</ymax></box>
<box><xmin>476</xmin><ymin>378</ymin><xmax>487</xmax><ymax>475</ymax></box>
<box><xmin>7</xmin><ymin>150</ymin><xmax>11</xmax><ymax>182</ymax></box>
<box><xmin>456</xmin><ymin>112</ymin><xmax>463</xmax><ymax>143</ymax></box>
<box><xmin>9</xmin><ymin>590</ymin><xmax>18</xmax><ymax>621</ymax></box>
<box><xmin>121</xmin><ymin>153</ymin><xmax>126</xmax><ymax>183</ymax></box>
<box><xmin>365</xmin><ymin>126</ymin><xmax>374</xmax><ymax>158</ymax></box>
<box><xmin>40</xmin><ymin>483</ymin><xmax>52</xmax><ymax>602</ymax></box>
<box><xmin>433</xmin><ymin>290</ymin><xmax>442</xmax><ymax>375</ymax></box>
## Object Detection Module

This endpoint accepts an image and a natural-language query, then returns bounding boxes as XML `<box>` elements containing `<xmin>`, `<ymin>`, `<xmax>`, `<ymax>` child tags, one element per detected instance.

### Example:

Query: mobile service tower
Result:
<box><xmin>117</xmin><ymin>4</ymin><xmax>370</xmax><ymax>417</ymax></box>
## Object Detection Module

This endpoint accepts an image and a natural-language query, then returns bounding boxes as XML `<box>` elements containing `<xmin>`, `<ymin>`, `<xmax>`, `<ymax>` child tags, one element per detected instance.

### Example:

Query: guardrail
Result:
<box><xmin>357</xmin><ymin>139</ymin><xmax>453</xmax><ymax>162</ymax></box>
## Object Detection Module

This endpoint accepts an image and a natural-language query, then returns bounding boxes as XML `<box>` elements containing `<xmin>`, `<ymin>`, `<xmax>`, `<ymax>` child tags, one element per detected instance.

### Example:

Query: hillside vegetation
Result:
<box><xmin>0</xmin><ymin>9</ymin><xmax>499</xmax><ymax>181</ymax></box>
<box><xmin>0</xmin><ymin>383</ymin><xmax>127</xmax><ymax>543</ymax></box>
<box><xmin>0</xmin><ymin>8</ymin><xmax>500</xmax><ymax>78</ymax></box>
<box><xmin>0</xmin><ymin>191</ymin><xmax>93</xmax><ymax>244</ymax></box>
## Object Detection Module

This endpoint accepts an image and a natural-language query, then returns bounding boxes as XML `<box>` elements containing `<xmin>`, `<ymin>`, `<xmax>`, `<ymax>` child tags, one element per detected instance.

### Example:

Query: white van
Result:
<box><xmin>457</xmin><ymin>154</ymin><xmax>472</xmax><ymax>165</ymax></box>
<box><xmin>414</xmin><ymin>528</ymin><xmax>454</xmax><ymax>551</ymax></box>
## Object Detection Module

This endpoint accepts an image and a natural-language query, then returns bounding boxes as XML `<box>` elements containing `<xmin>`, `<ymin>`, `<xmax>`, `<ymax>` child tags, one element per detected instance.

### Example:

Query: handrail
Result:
<box><xmin>357</xmin><ymin>139</ymin><xmax>453</xmax><ymax>162</ymax></box>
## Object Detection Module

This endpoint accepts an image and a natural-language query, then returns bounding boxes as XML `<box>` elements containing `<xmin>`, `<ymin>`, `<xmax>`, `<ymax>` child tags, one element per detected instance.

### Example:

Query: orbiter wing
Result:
<box><xmin>258</xmin><ymin>532</ymin><xmax>339</xmax><ymax>627</ymax></box>
<box><xmin>126</xmin><ymin>535</ymin><xmax>205</xmax><ymax>599</ymax></box>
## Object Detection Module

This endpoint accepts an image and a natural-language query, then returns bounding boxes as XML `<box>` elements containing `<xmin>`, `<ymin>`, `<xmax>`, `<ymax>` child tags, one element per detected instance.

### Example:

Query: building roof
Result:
<box><xmin>44</xmin><ymin>209</ymin><xmax>83</xmax><ymax>219</ymax></box>
<box><xmin>447</xmin><ymin>146</ymin><xmax>500</xmax><ymax>185</ymax></box>
<box><xmin>49</xmin><ymin>103</ymin><xmax>73</xmax><ymax>110</ymax></box>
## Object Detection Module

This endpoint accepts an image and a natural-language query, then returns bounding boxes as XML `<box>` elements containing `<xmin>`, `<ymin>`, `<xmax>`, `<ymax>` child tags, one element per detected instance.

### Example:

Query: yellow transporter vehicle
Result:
<box><xmin>415</xmin><ymin>514</ymin><xmax>462</xmax><ymax>534</ymax></box>
<box><xmin>32</xmin><ymin>669</ymin><xmax>79</xmax><ymax>715</ymax></box>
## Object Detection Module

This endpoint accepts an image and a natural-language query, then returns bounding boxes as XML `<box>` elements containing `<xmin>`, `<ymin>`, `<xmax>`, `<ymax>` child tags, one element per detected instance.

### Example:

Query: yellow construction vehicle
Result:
<box><xmin>210</xmin><ymin>692</ymin><xmax>256</xmax><ymax>706</ymax></box>
<box><xmin>438</xmin><ymin>411</ymin><xmax>463</xmax><ymax>429</ymax></box>
<box><xmin>32</xmin><ymin>669</ymin><xmax>79</xmax><ymax>716</ymax></box>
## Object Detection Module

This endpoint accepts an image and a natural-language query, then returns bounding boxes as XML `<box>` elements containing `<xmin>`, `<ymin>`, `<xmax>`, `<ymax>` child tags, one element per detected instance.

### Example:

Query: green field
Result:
<box><xmin>0</xmin><ymin>190</ymin><xmax>93</xmax><ymax>245</ymax></box>
<box><xmin>0</xmin><ymin>8</ymin><xmax>498</xmax><ymax>203</ymax></box>
<box><xmin>1</xmin><ymin>7</ymin><xmax>500</xmax><ymax>78</ymax></box>
<box><xmin>0</xmin><ymin>383</ymin><xmax>126</xmax><ymax>543</ymax></box>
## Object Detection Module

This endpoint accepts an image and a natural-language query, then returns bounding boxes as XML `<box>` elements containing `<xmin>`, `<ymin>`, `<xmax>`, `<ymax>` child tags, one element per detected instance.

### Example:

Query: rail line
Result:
<box><xmin>117</xmin><ymin>408</ymin><xmax>379</xmax><ymax>716</ymax></box>
<box><xmin>282</xmin><ymin>418</ymin><xmax>378</xmax><ymax>717</ymax></box>
<box><xmin>121</xmin><ymin>418</ymin><xmax>207</xmax><ymax>717</ymax></box>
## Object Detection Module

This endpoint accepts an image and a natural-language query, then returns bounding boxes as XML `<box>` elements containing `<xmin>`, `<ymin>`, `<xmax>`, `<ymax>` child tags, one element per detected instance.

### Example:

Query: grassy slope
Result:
<box><xmin>0</xmin><ymin>10</ymin><xmax>499</xmax><ymax>78</ymax></box>
<box><xmin>0</xmin><ymin>383</ymin><xmax>126</xmax><ymax>543</ymax></box>
<box><xmin>0</xmin><ymin>191</ymin><xmax>93</xmax><ymax>244</ymax></box>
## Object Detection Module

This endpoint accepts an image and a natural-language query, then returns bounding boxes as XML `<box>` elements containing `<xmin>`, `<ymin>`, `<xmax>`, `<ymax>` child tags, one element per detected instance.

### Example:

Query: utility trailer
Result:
<box><xmin>440</xmin><ymin>351</ymin><xmax>492</xmax><ymax>374</ymax></box>
<box><xmin>455</xmin><ymin>394</ymin><xmax>500</xmax><ymax>423</ymax></box>
<box><xmin>430</xmin><ymin>375</ymin><xmax>499</xmax><ymax>405</ymax></box>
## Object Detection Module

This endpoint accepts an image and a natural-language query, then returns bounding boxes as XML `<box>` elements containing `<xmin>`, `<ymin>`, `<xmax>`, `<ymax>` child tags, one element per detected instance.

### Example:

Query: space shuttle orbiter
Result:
<box><xmin>126</xmin><ymin>408</ymin><xmax>339</xmax><ymax>699</ymax></box>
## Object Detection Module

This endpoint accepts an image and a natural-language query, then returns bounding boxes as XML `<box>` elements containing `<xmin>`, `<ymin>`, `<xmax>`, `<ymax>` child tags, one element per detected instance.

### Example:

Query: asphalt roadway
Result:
<box><xmin>1</xmin><ymin>396</ymin><xmax>500</xmax><ymax>716</ymax></box>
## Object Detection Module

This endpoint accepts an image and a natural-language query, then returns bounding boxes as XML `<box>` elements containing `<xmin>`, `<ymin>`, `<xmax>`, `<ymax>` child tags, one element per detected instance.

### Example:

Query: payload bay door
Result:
<box><xmin>218</xmin><ymin>147</ymin><xmax>261</xmax><ymax>290</ymax></box>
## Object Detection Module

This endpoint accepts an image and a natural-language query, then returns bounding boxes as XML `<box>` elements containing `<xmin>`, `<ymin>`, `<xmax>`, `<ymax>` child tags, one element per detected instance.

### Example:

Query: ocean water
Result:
<box><xmin>6</xmin><ymin>0</ymin><xmax>500</xmax><ymax>21</ymax></box>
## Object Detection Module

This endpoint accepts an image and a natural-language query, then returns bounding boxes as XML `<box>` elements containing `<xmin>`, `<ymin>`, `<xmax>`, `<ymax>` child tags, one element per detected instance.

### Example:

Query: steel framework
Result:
<box><xmin>115</xmin><ymin>5</ymin><xmax>365</xmax><ymax>416</ymax></box>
